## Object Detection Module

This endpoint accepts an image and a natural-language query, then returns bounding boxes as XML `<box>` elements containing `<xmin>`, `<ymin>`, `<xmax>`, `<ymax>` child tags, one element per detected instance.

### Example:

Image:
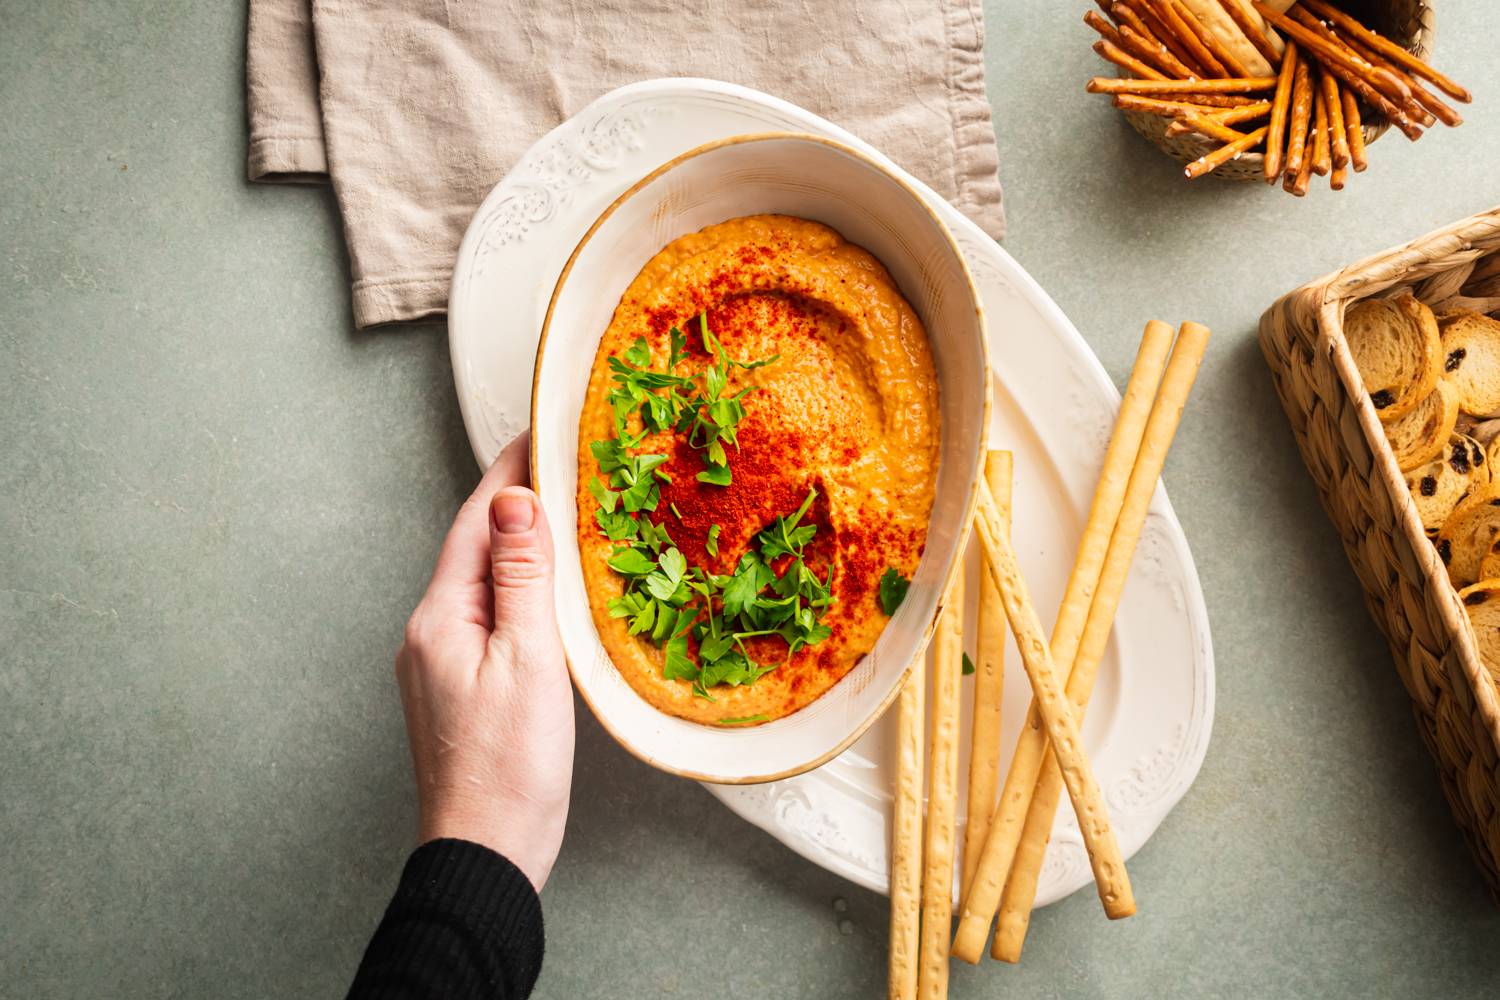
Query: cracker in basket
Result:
<box><xmin>1385</xmin><ymin>380</ymin><xmax>1458</xmax><ymax>471</ymax></box>
<box><xmin>1344</xmin><ymin>294</ymin><xmax>1441</xmax><ymax>422</ymax></box>
<box><xmin>1457</xmin><ymin>579</ymin><xmax>1500</xmax><ymax>683</ymax></box>
<box><xmin>1407</xmin><ymin>435</ymin><xmax>1489</xmax><ymax>537</ymax></box>
<box><xmin>1438</xmin><ymin>479</ymin><xmax>1500</xmax><ymax>588</ymax></box>
<box><xmin>1440</xmin><ymin>311</ymin><xmax>1500</xmax><ymax>417</ymax></box>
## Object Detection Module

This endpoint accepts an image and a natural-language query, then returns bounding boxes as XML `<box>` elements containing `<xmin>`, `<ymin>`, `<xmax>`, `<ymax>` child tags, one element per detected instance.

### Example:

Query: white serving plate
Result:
<box><xmin>530</xmin><ymin>133</ymin><xmax>990</xmax><ymax>783</ymax></box>
<box><xmin>450</xmin><ymin>78</ymin><xmax>1214</xmax><ymax>906</ymax></box>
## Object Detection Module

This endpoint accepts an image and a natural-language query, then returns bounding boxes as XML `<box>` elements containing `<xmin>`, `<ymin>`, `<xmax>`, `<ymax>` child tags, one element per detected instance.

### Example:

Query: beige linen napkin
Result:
<box><xmin>247</xmin><ymin>0</ymin><xmax>1005</xmax><ymax>329</ymax></box>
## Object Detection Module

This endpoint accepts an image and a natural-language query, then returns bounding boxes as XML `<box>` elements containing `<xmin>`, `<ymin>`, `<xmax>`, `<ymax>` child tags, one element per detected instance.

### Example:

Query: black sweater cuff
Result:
<box><xmin>348</xmin><ymin>839</ymin><xmax>545</xmax><ymax>999</ymax></box>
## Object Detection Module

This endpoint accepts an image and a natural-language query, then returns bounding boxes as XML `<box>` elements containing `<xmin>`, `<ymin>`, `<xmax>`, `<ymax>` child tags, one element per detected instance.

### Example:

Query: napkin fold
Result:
<box><xmin>247</xmin><ymin>0</ymin><xmax>1006</xmax><ymax>329</ymax></box>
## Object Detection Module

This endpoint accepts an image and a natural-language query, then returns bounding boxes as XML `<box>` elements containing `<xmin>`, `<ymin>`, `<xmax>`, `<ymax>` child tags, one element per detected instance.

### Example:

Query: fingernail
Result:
<box><xmin>491</xmin><ymin>489</ymin><xmax>535</xmax><ymax>534</ymax></box>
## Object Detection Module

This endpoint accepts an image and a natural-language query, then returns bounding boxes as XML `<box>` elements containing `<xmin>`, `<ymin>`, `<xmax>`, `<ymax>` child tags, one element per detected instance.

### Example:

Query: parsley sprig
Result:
<box><xmin>603</xmin><ymin>486</ymin><xmax>834</xmax><ymax>701</ymax></box>
<box><xmin>602</xmin><ymin>312</ymin><xmax>777</xmax><ymax>486</ymax></box>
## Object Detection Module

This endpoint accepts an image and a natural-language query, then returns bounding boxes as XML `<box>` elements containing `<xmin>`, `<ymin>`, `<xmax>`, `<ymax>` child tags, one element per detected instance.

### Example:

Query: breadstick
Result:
<box><xmin>916</xmin><ymin>571</ymin><xmax>963</xmax><ymax>1000</ymax></box>
<box><xmin>1330</xmin><ymin>159</ymin><xmax>1348</xmax><ymax>192</ymax></box>
<box><xmin>1093</xmin><ymin>39</ymin><xmax>1168</xmax><ymax>82</ymax></box>
<box><xmin>1117</xmin><ymin>20</ymin><xmax>1198</xmax><ymax>79</ymax></box>
<box><xmin>1185</xmin><ymin>125</ymin><xmax>1269</xmax><ymax>180</ymax></box>
<box><xmin>1263</xmin><ymin>40</ymin><xmax>1298</xmax><ymax>182</ymax></box>
<box><xmin>889</xmin><ymin>664</ymin><xmax>925</xmax><ymax>999</ymax></box>
<box><xmin>1179</xmin><ymin>110</ymin><xmax>1249</xmax><ymax>144</ymax></box>
<box><xmin>1322</xmin><ymin>67</ymin><xmax>1350</xmax><ymax>169</ymax></box>
<box><xmin>1301</xmin><ymin>0</ymin><xmax>1472</xmax><ymax>102</ymax></box>
<box><xmin>951</xmin><ymin>321</ymin><xmax>1173</xmax><ymax>965</ymax></box>
<box><xmin>1288</xmin><ymin>7</ymin><xmax>1431</xmax><ymax>127</ymax></box>
<box><xmin>1336</xmin><ymin>27</ymin><xmax>1462</xmax><ymax>127</ymax></box>
<box><xmin>1218</xmin><ymin>0</ymin><xmax>1281</xmax><ymax>64</ymax></box>
<box><xmin>962</xmin><ymin>451</ymin><xmax>1011</xmax><ymax>898</ymax></box>
<box><xmin>1342</xmin><ymin>82</ymin><xmax>1368</xmax><ymax>171</ymax></box>
<box><xmin>1283</xmin><ymin>53</ymin><xmax>1313</xmax><ymax>179</ymax></box>
<box><xmin>1087</xmin><ymin>76</ymin><xmax>1276</xmax><ymax>95</ymax></box>
<box><xmin>989</xmin><ymin>322</ymin><xmax>1211</xmax><ymax>963</ymax></box>
<box><xmin>1251</xmin><ymin>2</ymin><xmax>1424</xmax><ymax>140</ymax></box>
<box><xmin>1310</xmin><ymin>81</ymin><xmax>1331</xmax><ymax>177</ymax></box>
<box><xmin>1114</xmin><ymin>0</ymin><xmax>1205</xmax><ymax>77</ymax></box>
<box><xmin>1169</xmin><ymin>0</ymin><xmax>1251</xmax><ymax>77</ymax></box>
<box><xmin>971</xmin><ymin>482</ymin><xmax>1134</xmax><ymax>921</ymax></box>
<box><xmin>1148</xmin><ymin>0</ymin><xmax>1227</xmax><ymax>77</ymax></box>
<box><xmin>1284</xmin><ymin>113</ymin><xmax>1314</xmax><ymax>196</ymax></box>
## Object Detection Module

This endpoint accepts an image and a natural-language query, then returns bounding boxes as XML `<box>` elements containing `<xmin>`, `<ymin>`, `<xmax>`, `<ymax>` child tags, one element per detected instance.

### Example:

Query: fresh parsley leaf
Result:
<box><xmin>594</xmin><ymin>507</ymin><xmax>638</xmax><ymax>541</ymax></box>
<box><xmin>590</xmin><ymin>438</ymin><xmax>628</xmax><ymax>472</ymax></box>
<box><xmin>878</xmin><ymin>568</ymin><xmax>910</xmax><ymax>615</ymax></box>
<box><xmin>624</xmin><ymin>335</ymin><xmax>651</xmax><ymax>368</ymax></box>
<box><xmin>662</xmin><ymin>635</ymin><xmax>696</xmax><ymax>682</ymax></box>
<box><xmin>705</xmin><ymin>524</ymin><xmax>721</xmax><ymax>557</ymax></box>
<box><xmin>658</xmin><ymin>547</ymin><xmax>687</xmax><ymax>584</ymax></box>
<box><xmin>589</xmin><ymin>476</ymin><xmax>619</xmax><ymax>514</ymax></box>
<box><xmin>607</xmin><ymin>548</ymin><xmax>656</xmax><ymax>576</ymax></box>
<box><xmin>696</xmin><ymin>463</ymin><xmax>731</xmax><ymax>486</ymax></box>
<box><xmin>962</xmin><ymin>652</ymin><xmax>976</xmax><ymax>676</ymax></box>
<box><xmin>628</xmin><ymin>601</ymin><xmax>657</xmax><ymax>636</ymax></box>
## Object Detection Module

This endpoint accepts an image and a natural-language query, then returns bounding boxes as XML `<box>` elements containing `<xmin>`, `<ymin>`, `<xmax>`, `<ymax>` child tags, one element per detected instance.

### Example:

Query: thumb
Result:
<box><xmin>487</xmin><ymin>486</ymin><xmax>557</xmax><ymax>648</ymax></box>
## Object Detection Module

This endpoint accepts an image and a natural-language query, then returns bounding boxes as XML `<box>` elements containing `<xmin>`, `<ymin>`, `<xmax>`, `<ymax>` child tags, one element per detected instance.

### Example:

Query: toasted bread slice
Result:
<box><xmin>1345</xmin><ymin>294</ymin><xmax>1441</xmax><ymax>422</ymax></box>
<box><xmin>1408</xmin><ymin>435</ymin><xmax>1489</xmax><ymax>535</ymax></box>
<box><xmin>1438</xmin><ymin>478</ymin><xmax>1500</xmax><ymax>588</ymax></box>
<box><xmin>1480</xmin><ymin>546</ymin><xmax>1500</xmax><ymax>581</ymax></box>
<box><xmin>1439</xmin><ymin>311</ymin><xmax>1500</xmax><ymax>417</ymax></box>
<box><xmin>1385</xmin><ymin>380</ymin><xmax>1459</xmax><ymax>470</ymax></box>
<box><xmin>1457</xmin><ymin>579</ymin><xmax>1500</xmax><ymax>682</ymax></box>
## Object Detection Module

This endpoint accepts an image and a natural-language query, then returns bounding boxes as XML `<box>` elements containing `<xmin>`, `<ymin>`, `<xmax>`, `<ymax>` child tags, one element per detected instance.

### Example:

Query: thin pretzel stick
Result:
<box><xmin>1252</xmin><ymin>2</ymin><xmax>1424</xmax><ymax>140</ymax></box>
<box><xmin>951</xmin><ymin>321</ymin><xmax>1174</xmax><ymax>964</ymax></box>
<box><xmin>1322</xmin><ymin>67</ymin><xmax>1350</xmax><ymax>169</ymax></box>
<box><xmin>1330</xmin><ymin>158</ymin><xmax>1348</xmax><ymax>192</ymax></box>
<box><xmin>1119</xmin><ymin>0</ymin><xmax>1208</xmax><ymax>77</ymax></box>
<box><xmin>1112</xmin><ymin>94</ymin><xmax>1255</xmax><ymax>118</ymax></box>
<box><xmin>888</xmin><ymin>660</ymin><xmax>925</xmax><ymax>1000</ymax></box>
<box><xmin>1148</xmin><ymin>0</ymin><xmax>1227</xmax><ymax>76</ymax></box>
<box><xmin>962</xmin><ymin>451</ymin><xmax>1012</xmax><ymax>898</ymax></box>
<box><xmin>989</xmin><ymin>323</ymin><xmax>1211</xmax><ymax>963</ymax></box>
<box><xmin>1289</xmin><ymin>7</ymin><xmax>1431</xmax><ymax>126</ymax></box>
<box><xmin>1284</xmin><ymin>53</ymin><xmax>1313</xmax><ymax>179</ymax></box>
<box><xmin>1170</xmin><ymin>0</ymin><xmax>1251</xmax><ymax>77</ymax></box>
<box><xmin>1116</xmin><ymin>20</ymin><xmax>1197</xmax><ymax>79</ymax></box>
<box><xmin>1310</xmin><ymin>80</ymin><xmax>1331</xmax><ymax>176</ymax></box>
<box><xmin>1284</xmin><ymin>112</ymin><xmax>1314</xmax><ymax>196</ymax></box>
<box><xmin>1218</xmin><ymin>0</ymin><xmax>1281</xmax><ymax>63</ymax></box>
<box><xmin>1263</xmin><ymin>39</ymin><xmax>1298</xmax><ymax>181</ymax></box>
<box><xmin>916</xmin><ymin>572</ymin><xmax>964</xmax><ymax>1000</ymax></box>
<box><xmin>1094</xmin><ymin>39</ymin><xmax>1169</xmax><ymax>82</ymax></box>
<box><xmin>1301</xmin><ymin>0</ymin><xmax>1472</xmax><ymax>102</ymax></box>
<box><xmin>1336</xmin><ymin>26</ymin><xmax>1461</xmax><ymax>127</ymax></box>
<box><xmin>1087</xmin><ymin>76</ymin><xmax>1276</xmax><ymax>95</ymax></box>
<box><xmin>1165</xmin><ymin>101</ymin><xmax>1269</xmax><ymax>136</ymax></box>
<box><xmin>1179</xmin><ymin>110</ymin><xmax>1249</xmax><ymax>144</ymax></box>
<box><xmin>1084</xmin><ymin>9</ymin><xmax>1126</xmax><ymax>45</ymax></box>
<box><xmin>1342</xmin><ymin>82</ymin><xmax>1369</xmax><ymax>171</ymax></box>
<box><xmin>971</xmin><ymin>481</ymin><xmax>1135</xmax><ymax>921</ymax></box>
<box><xmin>1185</xmin><ymin>125</ymin><xmax>1269</xmax><ymax>179</ymax></box>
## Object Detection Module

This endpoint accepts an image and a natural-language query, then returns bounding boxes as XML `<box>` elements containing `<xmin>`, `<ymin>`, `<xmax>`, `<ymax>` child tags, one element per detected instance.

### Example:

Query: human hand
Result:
<box><xmin>396</xmin><ymin>433</ymin><xmax>574</xmax><ymax>890</ymax></box>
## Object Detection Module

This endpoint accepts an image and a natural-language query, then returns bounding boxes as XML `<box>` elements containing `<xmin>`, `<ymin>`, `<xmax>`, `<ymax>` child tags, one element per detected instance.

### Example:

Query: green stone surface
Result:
<box><xmin>3</xmin><ymin>2</ymin><xmax>1499</xmax><ymax>996</ymax></box>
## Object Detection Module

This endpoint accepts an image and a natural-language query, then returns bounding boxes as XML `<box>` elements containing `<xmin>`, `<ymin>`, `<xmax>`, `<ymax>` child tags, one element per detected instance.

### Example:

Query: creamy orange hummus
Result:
<box><xmin>576</xmin><ymin>215</ymin><xmax>938</xmax><ymax>725</ymax></box>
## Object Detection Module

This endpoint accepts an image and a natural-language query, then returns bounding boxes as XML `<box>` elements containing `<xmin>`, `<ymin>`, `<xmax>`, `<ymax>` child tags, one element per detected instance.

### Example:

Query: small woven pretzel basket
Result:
<box><xmin>1260</xmin><ymin>206</ymin><xmax>1500</xmax><ymax>904</ymax></box>
<box><xmin>1123</xmin><ymin>0</ymin><xmax>1435</xmax><ymax>181</ymax></box>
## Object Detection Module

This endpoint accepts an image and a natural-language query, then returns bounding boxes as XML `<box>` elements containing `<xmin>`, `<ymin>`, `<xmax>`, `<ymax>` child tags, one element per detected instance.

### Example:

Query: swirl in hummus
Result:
<box><xmin>576</xmin><ymin>215</ymin><xmax>938</xmax><ymax>725</ymax></box>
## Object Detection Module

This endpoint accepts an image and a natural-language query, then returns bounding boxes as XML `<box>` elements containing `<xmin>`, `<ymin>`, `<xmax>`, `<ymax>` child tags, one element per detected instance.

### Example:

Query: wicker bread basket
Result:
<box><xmin>1260</xmin><ymin>206</ymin><xmax>1500</xmax><ymax>903</ymax></box>
<box><xmin>1123</xmin><ymin>0</ymin><xmax>1435</xmax><ymax>181</ymax></box>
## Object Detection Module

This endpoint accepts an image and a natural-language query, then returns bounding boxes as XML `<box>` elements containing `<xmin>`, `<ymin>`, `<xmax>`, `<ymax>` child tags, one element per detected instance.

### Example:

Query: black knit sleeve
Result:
<box><xmin>346</xmin><ymin>838</ymin><xmax>544</xmax><ymax>1000</ymax></box>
